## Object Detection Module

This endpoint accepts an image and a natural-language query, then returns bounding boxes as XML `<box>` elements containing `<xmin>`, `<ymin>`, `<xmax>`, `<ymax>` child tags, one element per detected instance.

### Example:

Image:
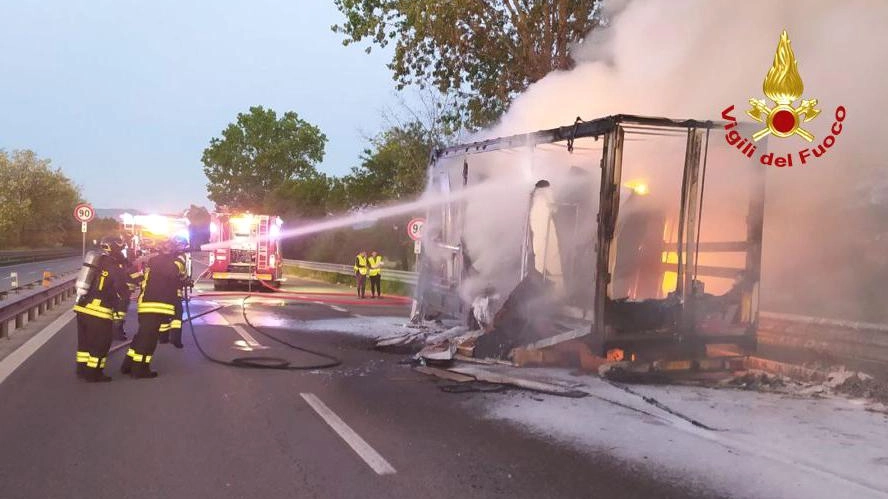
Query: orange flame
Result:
<box><xmin>763</xmin><ymin>31</ymin><xmax>804</xmax><ymax>105</ymax></box>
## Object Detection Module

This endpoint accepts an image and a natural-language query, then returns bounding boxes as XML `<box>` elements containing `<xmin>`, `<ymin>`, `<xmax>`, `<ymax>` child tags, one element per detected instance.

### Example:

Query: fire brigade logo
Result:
<box><xmin>721</xmin><ymin>29</ymin><xmax>845</xmax><ymax>167</ymax></box>
<box><xmin>746</xmin><ymin>30</ymin><xmax>820</xmax><ymax>142</ymax></box>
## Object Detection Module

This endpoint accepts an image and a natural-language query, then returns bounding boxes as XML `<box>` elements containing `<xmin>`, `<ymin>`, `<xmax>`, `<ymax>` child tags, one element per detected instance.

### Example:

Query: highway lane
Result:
<box><xmin>0</xmin><ymin>277</ymin><xmax>712</xmax><ymax>499</ymax></box>
<box><xmin>0</xmin><ymin>256</ymin><xmax>82</xmax><ymax>293</ymax></box>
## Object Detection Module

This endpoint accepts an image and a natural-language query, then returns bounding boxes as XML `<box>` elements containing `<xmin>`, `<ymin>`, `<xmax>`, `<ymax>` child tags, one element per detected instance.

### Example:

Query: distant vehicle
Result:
<box><xmin>207</xmin><ymin>212</ymin><xmax>283</xmax><ymax>290</ymax></box>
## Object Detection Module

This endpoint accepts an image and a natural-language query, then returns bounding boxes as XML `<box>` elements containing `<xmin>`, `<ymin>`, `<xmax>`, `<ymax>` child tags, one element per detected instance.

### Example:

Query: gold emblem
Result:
<box><xmin>747</xmin><ymin>30</ymin><xmax>820</xmax><ymax>142</ymax></box>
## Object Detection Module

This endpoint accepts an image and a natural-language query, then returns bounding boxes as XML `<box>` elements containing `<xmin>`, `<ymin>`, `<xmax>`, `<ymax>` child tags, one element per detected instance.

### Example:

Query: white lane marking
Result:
<box><xmin>0</xmin><ymin>311</ymin><xmax>75</xmax><ymax>386</ymax></box>
<box><xmin>329</xmin><ymin>305</ymin><xmax>348</xmax><ymax>313</ymax></box>
<box><xmin>300</xmin><ymin>393</ymin><xmax>397</xmax><ymax>475</ymax></box>
<box><xmin>211</xmin><ymin>310</ymin><xmax>267</xmax><ymax>350</ymax></box>
<box><xmin>232</xmin><ymin>324</ymin><xmax>264</xmax><ymax>348</ymax></box>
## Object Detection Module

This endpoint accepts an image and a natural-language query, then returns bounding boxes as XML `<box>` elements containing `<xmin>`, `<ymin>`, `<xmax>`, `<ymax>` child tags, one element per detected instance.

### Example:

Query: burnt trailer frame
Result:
<box><xmin>420</xmin><ymin>114</ymin><xmax>766</xmax><ymax>358</ymax></box>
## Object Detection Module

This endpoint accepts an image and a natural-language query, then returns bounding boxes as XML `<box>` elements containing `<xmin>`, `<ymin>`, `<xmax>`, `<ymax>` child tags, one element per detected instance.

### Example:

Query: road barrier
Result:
<box><xmin>0</xmin><ymin>276</ymin><xmax>77</xmax><ymax>338</ymax></box>
<box><xmin>0</xmin><ymin>248</ymin><xmax>79</xmax><ymax>266</ymax></box>
<box><xmin>283</xmin><ymin>259</ymin><xmax>417</xmax><ymax>285</ymax></box>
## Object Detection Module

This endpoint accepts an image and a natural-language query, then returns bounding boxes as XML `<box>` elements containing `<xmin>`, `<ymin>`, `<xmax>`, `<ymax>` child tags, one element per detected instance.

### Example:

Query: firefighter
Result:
<box><xmin>73</xmin><ymin>236</ymin><xmax>129</xmax><ymax>382</ymax></box>
<box><xmin>159</xmin><ymin>236</ymin><xmax>189</xmax><ymax>349</ymax></box>
<box><xmin>353</xmin><ymin>250</ymin><xmax>368</xmax><ymax>299</ymax></box>
<box><xmin>111</xmin><ymin>240</ymin><xmax>143</xmax><ymax>341</ymax></box>
<box><xmin>121</xmin><ymin>238</ymin><xmax>183</xmax><ymax>378</ymax></box>
<box><xmin>367</xmin><ymin>250</ymin><xmax>383</xmax><ymax>298</ymax></box>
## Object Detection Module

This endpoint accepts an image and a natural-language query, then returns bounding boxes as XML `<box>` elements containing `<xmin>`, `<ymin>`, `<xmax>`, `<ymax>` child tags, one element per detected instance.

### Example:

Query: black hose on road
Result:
<box><xmin>184</xmin><ymin>287</ymin><xmax>341</xmax><ymax>371</ymax></box>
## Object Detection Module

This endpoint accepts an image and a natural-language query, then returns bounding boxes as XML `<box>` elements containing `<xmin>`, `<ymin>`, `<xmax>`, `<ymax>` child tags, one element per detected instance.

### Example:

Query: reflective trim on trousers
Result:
<box><xmin>76</xmin><ymin>351</ymin><xmax>89</xmax><ymax>364</ymax></box>
<box><xmin>126</xmin><ymin>348</ymin><xmax>152</xmax><ymax>363</ymax></box>
<box><xmin>86</xmin><ymin>356</ymin><xmax>107</xmax><ymax>369</ymax></box>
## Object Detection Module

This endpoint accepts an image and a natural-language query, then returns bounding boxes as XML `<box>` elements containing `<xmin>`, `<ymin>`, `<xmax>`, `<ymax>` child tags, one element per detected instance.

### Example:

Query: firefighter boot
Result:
<box><xmin>83</xmin><ymin>367</ymin><xmax>112</xmax><ymax>383</ymax></box>
<box><xmin>170</xmin><ymin>329</ymin><xmax>183</xmax><ymax>349</ymax></box>
<box><xmin>76</xmin><ymin>363</ymin><xmax>88</xmax><ymax>379</ymax></box>
<box><xmin>130</xmin><ymin>362</ymin><xmax>158</xmax><ymax>379</ymax></box>
<box><xmin>120</xmin><ymin>356</ymin><xmax>132</xmax><ymax>375</ymax></box>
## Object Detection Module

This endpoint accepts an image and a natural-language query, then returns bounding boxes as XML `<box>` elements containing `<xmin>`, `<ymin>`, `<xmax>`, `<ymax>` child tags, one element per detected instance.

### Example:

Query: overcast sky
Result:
<box><xmin>0</xmin><ymin>0</ymin><xmax>398</xmax><ymax>213</ymax></box>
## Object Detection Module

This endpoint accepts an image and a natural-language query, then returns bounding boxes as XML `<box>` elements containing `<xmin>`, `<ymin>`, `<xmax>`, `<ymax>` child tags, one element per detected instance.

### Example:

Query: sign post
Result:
<box><xmin>74</xmin><ymin>203</ymin><xmax>95</xmax><ymax>258</ymax></box>
<box><xmin>406</xmin><ymin>218</ymin><xmax>425</xmax><ymax>322</ymax></box>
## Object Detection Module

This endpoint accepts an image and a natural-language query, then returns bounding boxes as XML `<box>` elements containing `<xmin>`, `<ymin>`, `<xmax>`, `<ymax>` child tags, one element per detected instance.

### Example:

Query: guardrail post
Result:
<box><xmin>1</xmin><ymin>319</ymin><xmax>9</xmax><ymax>339</ymax></box>
<box><xmin>15</xmin><ymin>312</ymin><xmax>25</xmax><ymax>329</ymax></box>
<box><xmin>38</xmin><ymin>302</ymin><xmax>46</xmax><ymax>315</ymax></box>
<box><xmin>28</xmin><ymin>307</ymin><xmax>37</xmax><ymax>322</ymax></box>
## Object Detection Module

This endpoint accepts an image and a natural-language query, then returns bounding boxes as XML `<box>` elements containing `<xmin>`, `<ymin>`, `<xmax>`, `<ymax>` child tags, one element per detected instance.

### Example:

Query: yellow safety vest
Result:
<box><xmin>354</xmin><ymin>255</ymin><xmax>368</xmax><ymax>276</ymax></box>
<box><xmin>368</xmin><ymin>255</ymin><xmax>383</xmax><ymax>277</ymax></box>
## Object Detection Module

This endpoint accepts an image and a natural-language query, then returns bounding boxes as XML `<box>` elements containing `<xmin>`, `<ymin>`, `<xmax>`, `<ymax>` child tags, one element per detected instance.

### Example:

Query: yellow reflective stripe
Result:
<box><xmin>97</xmin><ymin>270</ymin><xmax>108</xmax><ymax>291</ymax></box>
<box><xmin>158</xmin><ymin>323</ymin><xmax>171</xmax><ymax>332</ymax></box>
<box><xmin>86</xmin><ymin>356</ymin><xmax>102</xmax><ymax>368</ymax></box>
<box><xmin>138</xmin><ymin>301</ymin><xmax>175</xmax><ymax>311</ymax></box>
<box><xmin>113</xmin><ymin>311</ymin><xmax>126</xmax><ymax>320</ymax></box>
<box><xmin>169</xmin><ymin>320</ymin><xmax>182</xmax><ymax>328</ymax></box>
<box><xmin>100</xmin><ymin>358</ymin><xmax>107</xmax><ymax>368</ymax></box>
<box><xmin>76</xmin><ymin>351</ymin><xmax>90</xmax><ymax>363</ymax></box>
<box><xmin>73</xmin><ymin>305</ymin><xmax>114</xmax><ymax>320</ymax></box>
<box><xmin>126</xmin><ymin>349</ymin><xmax>152</xmax><ymax>363</ymax></box>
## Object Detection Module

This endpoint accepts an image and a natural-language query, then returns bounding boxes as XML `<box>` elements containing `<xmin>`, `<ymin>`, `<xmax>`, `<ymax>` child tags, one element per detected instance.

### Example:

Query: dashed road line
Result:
<box><xmin>300</xmin><ymin>392</ymin><xmax>396</xmax><ymax>475</ymax></box>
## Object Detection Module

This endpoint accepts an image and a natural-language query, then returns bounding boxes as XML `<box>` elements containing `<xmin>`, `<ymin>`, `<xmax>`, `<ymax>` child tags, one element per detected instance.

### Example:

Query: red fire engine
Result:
<box><xmin>207</xmin><ymin>212</ymin><xmax>284</xmax><ymax>290</ymax></box>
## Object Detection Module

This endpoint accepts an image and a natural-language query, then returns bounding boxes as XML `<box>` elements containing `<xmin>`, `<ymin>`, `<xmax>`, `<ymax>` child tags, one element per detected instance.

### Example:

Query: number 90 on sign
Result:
<box><xmin>74</xmin><ymin>203</ymin><xmax>95</xmax><ymax>223</ymax></box>
<box><xmin>407</xmin><ymin>218</ymin><xmax>425</xmax><ymax>241</ymax></box>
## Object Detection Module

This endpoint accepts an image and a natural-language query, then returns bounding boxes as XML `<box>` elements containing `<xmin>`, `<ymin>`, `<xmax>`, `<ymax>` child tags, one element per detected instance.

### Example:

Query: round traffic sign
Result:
<box><xmin>73</xmin><ymin>203</ymin><xmax>95</xmax><ymax>223</ymax></box>
<box><xmin>407</xmin><ymin>218</ymin><xmax>425</xmax><ymax>241</ymax></box>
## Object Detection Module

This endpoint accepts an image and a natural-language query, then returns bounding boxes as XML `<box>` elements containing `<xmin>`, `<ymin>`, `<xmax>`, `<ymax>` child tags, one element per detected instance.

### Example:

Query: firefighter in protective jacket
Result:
<box><xmin>158</xmin><ymin>236</ymin><xmax>189</xmax><ymax>348</ymax></box>
<box><xmin>73</xmin><ymin>236</ymin><xmax>130</xmax><ymax>382</ymax></box>
<box><xmin>121</xmin><ymin>238</ymin><xmax>187</xmax><ymax>378</ymax></box>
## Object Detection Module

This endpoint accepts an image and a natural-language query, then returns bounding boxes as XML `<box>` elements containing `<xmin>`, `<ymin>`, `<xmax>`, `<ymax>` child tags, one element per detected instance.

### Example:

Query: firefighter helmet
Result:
<box><xmin>100</xmin><ymin>235</ymin><xmax>125</xmax><ymax>255</ymax></box>
<box><xmin>170</xmin><ymin>234</ymin><xmax>189</xmax><ymax>253</ymax></box>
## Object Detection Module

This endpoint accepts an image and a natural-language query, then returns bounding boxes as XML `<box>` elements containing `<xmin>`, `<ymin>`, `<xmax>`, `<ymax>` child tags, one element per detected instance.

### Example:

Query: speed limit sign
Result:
<box><xmin>73</xmin><ymin>203</ymin><xmax>95</xmax><ymax>223</ymax></box>
<box><xmin>407</xmin><ymin>218</ymin><xmax>425</xmax><ymax>241</ymax></box>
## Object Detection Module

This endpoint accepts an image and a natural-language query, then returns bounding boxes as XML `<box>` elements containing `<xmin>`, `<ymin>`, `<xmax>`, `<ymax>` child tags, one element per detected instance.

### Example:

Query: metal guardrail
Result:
<box><xmin>0</xmin><ymin>248</ymin><xmax>79</xmax><ymax>266</ymax></box>
<box><xmin>0</xmin><ymin>276</ymin><xmax>77</xmax><ymax>338</ymax></box>
<box><xmin>283</xmin><ymin>259</ymin><xmax>417</xmax><ymax>284</ymax></box>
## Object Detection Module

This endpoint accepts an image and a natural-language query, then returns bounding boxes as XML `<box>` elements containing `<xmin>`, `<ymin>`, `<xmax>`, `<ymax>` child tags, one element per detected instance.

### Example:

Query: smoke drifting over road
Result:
<box><xmin>454</xmin><ymin>0</ymin><xmax>888</xmax><ymax>321</ymax></box>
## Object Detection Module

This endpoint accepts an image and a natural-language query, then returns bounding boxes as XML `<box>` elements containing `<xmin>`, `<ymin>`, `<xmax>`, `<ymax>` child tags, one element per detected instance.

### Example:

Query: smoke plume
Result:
<box><xmin>448</xmin><ymin>0</ymin><xmax>888</xmax><ymax>321</ymax></box>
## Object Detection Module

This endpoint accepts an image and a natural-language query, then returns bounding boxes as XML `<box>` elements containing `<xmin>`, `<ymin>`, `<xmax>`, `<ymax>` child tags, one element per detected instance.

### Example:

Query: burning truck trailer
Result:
<box><xmin>413</xmin><ymin>114</ymin><xmax>766</xmax><ymax>366</ymax></box>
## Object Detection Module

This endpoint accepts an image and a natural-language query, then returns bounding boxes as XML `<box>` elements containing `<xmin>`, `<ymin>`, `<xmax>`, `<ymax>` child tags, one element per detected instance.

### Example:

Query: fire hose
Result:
<box><xmin>184</xmin><ymin>268</ymin><xmax>342</xmax><ymax>370</ymax></box>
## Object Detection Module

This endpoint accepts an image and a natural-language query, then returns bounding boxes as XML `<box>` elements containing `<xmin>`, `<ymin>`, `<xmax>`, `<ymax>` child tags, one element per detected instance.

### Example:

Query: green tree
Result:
<box><xmin>340</xmin><ymin>122</ymin><xmax>433</xmax><ymax>208</ymax></box>
<box><xmin>332</xmin><ymin>0</ymin><xmax>603</xmax><ymax>128</ymax></box>
<box><xmin>0</xmin><ymin>150</ymin><xmax>81</xmax><ymax>248</ymax></box>
<box><xmin>202</xmin><ymin>106</ymin><xmax>328</xmax><ymax>209</ymax></box>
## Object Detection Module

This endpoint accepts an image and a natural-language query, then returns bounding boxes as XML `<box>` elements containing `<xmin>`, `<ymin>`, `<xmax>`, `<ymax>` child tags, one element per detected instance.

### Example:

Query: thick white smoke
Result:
<box><xmin>448</xmin><ymin>0</ymin><xmax>888</xmax><ymax>321</ymax></box>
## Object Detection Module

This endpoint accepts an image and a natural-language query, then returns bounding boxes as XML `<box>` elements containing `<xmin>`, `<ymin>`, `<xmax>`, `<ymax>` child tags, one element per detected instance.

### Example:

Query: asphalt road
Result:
<box><xmin>0</xmin><ymin>277</ymin><xmax>715</xmax><ymax>499</ymax></box>
<box><xmin>0</xmin><ymin>256</ymin><xmax>82</xmax><ymax>293</ymax></box>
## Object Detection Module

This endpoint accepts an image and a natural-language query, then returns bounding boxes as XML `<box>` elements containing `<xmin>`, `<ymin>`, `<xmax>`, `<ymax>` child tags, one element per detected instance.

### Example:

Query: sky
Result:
<box><xmin>0</xmin><ymin>0</ymin><xmax>399</xmax><ymax>213</ymax></box>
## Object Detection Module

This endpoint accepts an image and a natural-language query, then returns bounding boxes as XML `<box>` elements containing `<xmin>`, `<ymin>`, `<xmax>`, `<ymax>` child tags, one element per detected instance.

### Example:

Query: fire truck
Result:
<box><xmin>206</xmin><ymin>212</ymin><xmax>284</xmax><ymax>290</ymax></box>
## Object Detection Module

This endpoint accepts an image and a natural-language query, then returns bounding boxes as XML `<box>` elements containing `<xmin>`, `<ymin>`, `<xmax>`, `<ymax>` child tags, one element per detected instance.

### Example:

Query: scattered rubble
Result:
<box><xmin>832</xmin><ymin>371</ymin><xmax>888</xmax><ymax>404</ymax></box>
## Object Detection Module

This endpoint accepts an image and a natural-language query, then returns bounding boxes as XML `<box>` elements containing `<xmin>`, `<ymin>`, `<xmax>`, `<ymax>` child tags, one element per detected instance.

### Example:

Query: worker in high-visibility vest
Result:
<box><xmin>353</xmin><ymin>251</ymin><xmax>368</xmax><ymax>299</ymax></box>
<box><xmin>367</xmin><ymin>250</ymin><xmax>384</xmax><ymax>298</ymax></box>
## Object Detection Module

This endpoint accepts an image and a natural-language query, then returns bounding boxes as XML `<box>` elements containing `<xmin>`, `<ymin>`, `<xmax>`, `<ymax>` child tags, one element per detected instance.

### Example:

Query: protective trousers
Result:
<box><xmin>157</xmin><ymin>299</ymin><xmax>183</xmax><ymax>347</ymax></box>
<box><xmin>122</xmin><ymin>313</ymin><xmax>167</xmax><ymax>378</ymax></box>
<box><xmin>169</xmin><ymin>298</ymin><xmax>184</xmax><ymax>348</ymax></box>
<box><xmin>75</xmin><ymin>312</ymin><xmax>113</xmax><ymax>381</ymax></box>
<box><xmin>369</xmin><ymin>275</ymin><xmax>381</xmax><ymax>297</ymax></box>
<box><xmin>356</xmin><ymin>274</ymin><xmax>367</xmax><ymax>298</ymax></box>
